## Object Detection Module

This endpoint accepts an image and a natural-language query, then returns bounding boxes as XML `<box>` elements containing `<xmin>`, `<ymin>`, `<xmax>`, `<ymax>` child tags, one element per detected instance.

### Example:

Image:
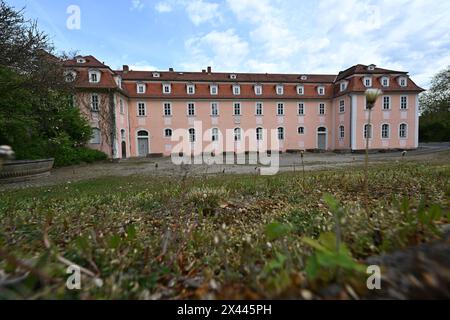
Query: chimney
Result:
<box><xmin>123</xmin><ymin>65</ymin><xmax>129</xmax><ymax>73</ymax></box>
<box><xmin>169</xmin><ymin>67</ymin><xmax>174</xmax><ymax>72</ymax></box>
<box><xmin>202</xmin><ymin>69</ymin><xmax>206</xmax><ymax>73</ymax></box>
<box><xmin>207</xmin><ymin>66</ymin><xmax>212</xmax><ymax>73</ymax></box>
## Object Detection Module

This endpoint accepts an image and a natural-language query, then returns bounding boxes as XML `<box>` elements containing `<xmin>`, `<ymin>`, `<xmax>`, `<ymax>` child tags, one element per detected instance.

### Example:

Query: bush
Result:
<box><xmin>53</xmin><ymin>147</ymin><xmax>107</xmax><ymax>167</ymax></box>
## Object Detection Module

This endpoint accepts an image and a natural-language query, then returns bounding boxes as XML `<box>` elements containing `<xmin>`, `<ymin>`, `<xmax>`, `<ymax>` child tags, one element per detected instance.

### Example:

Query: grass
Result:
<box><xmin>0</xmin><ymin>162</ymin><xmax>449</xmax><ymax>299</ymax></box>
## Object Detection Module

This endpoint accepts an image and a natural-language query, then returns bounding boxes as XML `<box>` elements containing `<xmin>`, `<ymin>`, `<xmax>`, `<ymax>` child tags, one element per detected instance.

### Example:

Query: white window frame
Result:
<box><xmin>339</xmin><ymin>100</ymin><xmax>345</xmax><ymax>113</ymax></box>
<box><xmin>381</xmin><ymin>76</ymin><xmax>390</xmax><ymax>87</ymax></box>
<box><xmin>137</xmin><ymin>102</ymin><xmax>146</xmax><ymax>117</ymax></box>
<box><xmin>364</xmin><ymin>123</ymin><xmax>372</xmax><ymax>139</ymax></box>
<box><xmin>277</xmin><ymin>102</ymin><xmax>284</xmax><ymax>116</ymax></box>
<box><xmin>210</xmin><ymin>84</ymin><xmax>218</xmax><ymax>95</ymax></box>
<box><xmin>340</xmin><ymin>82</ymin><xmax>347</xmax><ymax>92</ymax></box>
<box><xmin>233</xmin><ymin>102</ymin><xmax>241</xmax><ymax>116</ymax></box>
<box><xmin>381</xmin><ymin>123</ymin><xmax>390</xmax><ymax>139</ymax></box>
<box><xmin>319</xmin><ymin>103</ymin><xmax>326</xmax><ymax>115</ymax></box>
<box><xmin>399</xmin><ymin>123</ymin><xmax>408</xmax><ymax>139</ymax></box>
<box><xmin>277</xmin><ymin>127</ymin><xmax>284</xmax><ymax>140</ymax></box>
<box><xmin>187</xmin><ymin>84</ymin><xmax>195</xmax><ymax>95</ymax></box>
<box><xmin>164</xmin><ymin>128</ymin><xmax>173</xmax><ymax>138</ymax></box>
<box><xmin>89</xmin><ymin>71</ymin><xmax>100</xmax><ymax>83</ymax></box>
<box><xmin>400</xmin><ymin>95</ymin><xmax>408</xmax><ymax>110</ymax></box>
<box><xmin>298</xmin><ymin>102</ymin><xmax>305</xmax><ymax>115</ymax></box>
<box><xmin>91</xmin><ymin>94</ymin><xmax>99</xmax><ymax>112</ymax></box>
<box><xmin>297</xmin><ymin>85</ymin><xmax>304</xmax><ymax>95</ymax></box>
<box><xmin>383</xmin><ymin>96</ymin><xmax>391</xmax><ymax>110</ymax></box>
<box><xmin>164</xmin><ymin>102</ymin><xmax>172</xmax><ymax>116</ymax></box>
<box><xmin>187</xmin><ymin>102</ymin><xmax>195</xmax><ymax>117</ymax></box>
<box><xmin>254</xmin><ymin>85</ymin><xmax>262</xmax><ymax>95</ymax></box>
<box><xmin>363</xmin><ymin>76</ymin><xmax>372</xmax><ymax>87</ymax></box>
<box><xmin>339</xmin><ymin>125</ymin><xmax>345</xmax><ymax>139</ymax></box>
<box><xmin>163</xmin><ymin>83</ymin><xmax>171</xmax><ymax>94</ymax></box>
<box><xmin>255</xmin><ymin>102</ymin><xmax>263</xmax><ymax>116</ymax></box>
<box><xmin>399</xmin><ymin>77</ymin><xmax>407</xmax><ymax>87</ymax></box>
<box><xmin>276</xmin><ymin>85</ymin><xmax>284</xmax><ymax>95</ymax></box>
<box><xmin>256</xmin><ymin>127</ymin><xmax>263</xmax><ymax>141</ymax></box>
<box><xmin>211</xmin><ymin>102</ymin><xmax>219</xmax><ymax>116</ymax></box>
<box><xmin>211</xmin><ymin>127</ymin><xmax>219</xmax><ymax>142</ymax></box>
<box><xmin>233</xmin><ymin>85</ymin><xmax>241</xmax><ymax>95</ymax></box>
<box><xmin>234</xmin><ymin>127</ymin><xmax>242</xmax><ymax>141</ymax></box>
<box><xmin>298</xmin><ymin>126</ymin><xmax>305</xmax><ymax>135</ymax></box>
<box><xmin>188</xmin><ymin>128</ymin><xmax>196</xmax><ymax>142</ymax></box>
<box><xmin>137</xmin><ymin>83</ymin><xmax>146</xmax><ymax>94</ymax></box>
<box><xmin>90</xmin><ymin>128</ymin><xmax>101</xmax><ymax>144</ymax></box>
<box><xmin>318</xmin><ymin>86</ymin><xmax>325</xmax><ymax>96</ymax></box>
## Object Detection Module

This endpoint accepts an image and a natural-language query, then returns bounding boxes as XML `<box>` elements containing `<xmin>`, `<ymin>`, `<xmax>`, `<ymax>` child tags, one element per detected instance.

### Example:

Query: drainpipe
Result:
<box><xmin>109</xmin><ymin>89</ymin><xmax>118</xmax><ymax>160</ymax></box>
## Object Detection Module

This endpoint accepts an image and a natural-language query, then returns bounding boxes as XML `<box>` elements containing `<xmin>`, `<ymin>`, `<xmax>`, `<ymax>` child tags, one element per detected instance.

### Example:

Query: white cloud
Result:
<box><xmin>155</xmin><ymin>2</ymin><xmax>172</xmax><ymax>13</ymax></box>
<box><xmin>130</xmin><ymin>0</ymin><xmax>144</xmax><ymax>11</ymax></box>
<box><xmin>129</xmin><ymin>62</ymin><xmax>158</xmax><ymax>71</ymax></box>
<box><xmin>186</xmin><ymin>0</ymin><xmax>222</xmax><ymax>26</ymax></box>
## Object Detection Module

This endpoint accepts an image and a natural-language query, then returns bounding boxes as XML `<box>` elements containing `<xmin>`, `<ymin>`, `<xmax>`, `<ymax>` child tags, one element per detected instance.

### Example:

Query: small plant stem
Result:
<box><xmin>364</xmin><ymin>107</ymin><xmax>372</xmax><ymax>211</ymax></box>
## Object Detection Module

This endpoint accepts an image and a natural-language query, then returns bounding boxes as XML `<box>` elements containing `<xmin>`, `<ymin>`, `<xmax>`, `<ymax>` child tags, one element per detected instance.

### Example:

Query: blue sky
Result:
<box><xmin>9</xmin><ymin>0</ymin><xmax>450</xmax><ymax>88</ymax></box>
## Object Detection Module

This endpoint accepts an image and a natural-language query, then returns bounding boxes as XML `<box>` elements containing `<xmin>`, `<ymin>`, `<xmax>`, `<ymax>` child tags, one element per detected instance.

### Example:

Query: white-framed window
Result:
<box><xmin>210</xmin><ymin>84</ymin><xmax>218</xmax><ymax>95</ymax></box>
<box><xmin>89</xmin><ymin>71</ymin><xmax>100</xmax><ymax>83</ymax></box>
<box><xmin>163</xmin><ymin>83</ymin><xmax>171</xmax><ymax>94</ymax></box>
<box><xmin>152</xmin><ymin>72</ymin><xmax>160</xmax><ymax>78</ymax></box>
<box><xmin>400</xmin><ymin>96</ymin><xmax>408</xmax><ymax>109</ymax></box>
<box><xmin>255</xmin><ymin>102</ymin><xmax>263</xmax><ymax>116</ymax></box>
<box><xmin>90</xmin><ymin>128</ymin><xmax>101</xmax><ymax>144</ymax></box>
<box><xmin>254</xmin><ymin>85</ymin><xmax>262</xmax><ymax>95</ymax></box>
<box><xmin>298</xmin><ymin>126</ymin><xmax>305</xmax><ymax>135</ymax></box>
<box><xmin>297</xmin><ymin>85</ymin><xmax>304</xmax><ymax>95</ymax></box>
<box><xmin>339</xmin><ymin>125</ymin><xmax>345</xmax><ymax>139</ymax></box>
<box><xmin>277</xmin><ymin>103</ymin><xmax>284</xmax><ymax>116</ymax></box>
<box><xmin>164</xmin><ymin>102</ymin><xmax>172</xmax><ymax>116</ymax></box>
<box><xmin>211</xmin><ymin>102</ymin><xmax>219</xmax><ymax>116</ymax></box>
<box><xmin>234</xmin><ymin>127</ymin><xmax>242</xmax><ymax>141</ymax></box>
<box><xmin>381</xmin><ymin>123</ymin><xmax>390</xmax><ymax>139</ymax></box>
<box><xmin>187</xmin><ymin>84</ymin><xmax>195</xmax><ymax>95</ymax></box>
<box><xmin>277</xmin><ymin>127</ymin><xmax>284</xmax><ymax>140</ymax></box>
<box><xmin>399</xmin><ymin>77</ymin><xmax>407</xmax><ymax>87</ymax></box>
<box><xmin>137</xmin><ymin>102</ymin><xmax>146</xmax><ymax>116</ymax></box>
<box><xmin>120</xmin><ymin>129</ymin><xmax>126</xmax><ymax>140</ymax></box>
<box><xmin>91</xmin><ymin>94</ymin><xmax>99</xmax><ymax>111</ymax></box>
<box><xmin>364</xmin><ymin>123</ymin><xmax>372</xmax><ymax>139</ymax></box>
<box><xmin>233</xmin><ymin>85</ymin><xmax>240</xmax><ymax>95</ymax></box>
<box><xmin>318</xmin><ymin>86</ymin><xmax>325</xmax><ymax>95</ymax></box>
<box><xmin>319</xmin><ymin>103</ymin><xmax>325</xmax><ymax>115</ymax></box>
<box><xmin>64</xmin><ymin>70</ymin><xmax>76</xmax><ymax>82</ymax></box>
<box><xmin>339</xmin><ymin>100</ymin><xmax>345</xmax><ymax>113</ymax></box>
<box><xmin>399</xmin><ymin>123</ymin><xmax>408</xmax><ymax>138</ymax></box>
<box><xmin>211</xmin><ymin>128</ymin><xmax>219</xmax><ymax>142</ymax></box>
<box><xmin>188</xmin><ymin>128</ymin><xmax>196</xmax><ymax>142</ymax></box>
<box><xmin>340</xmin><ymin>82</ymin><xmax>347</xmax><ymax>92</ymax></box>
<box><xmin>119</xmin><ymin>99</ymin><xmax>124</xmax><ymax>114</ymax></box>
<box><xmin>276</xmin><ymin>85</ymin><xmax>284</xmax><ymax>95</ymax></box>
<box><xmin>383</xmin><ymin>96</ymin><xmax>391</xmax><ymax>110</ymax></box>
<box><xmin>164</xmin><ymin>128</ymin><xmax>172</xmax><ymax>137</ymax></box>
<box><xmin>364</xmin><ymin>76</ymin><xmax>372</xmax><ymax>87</ymax></box>
<box><xmin>381</xmin><ymin>76</ymin><xmax>389</xmax><ymax>87</ymax></box>
<box><xmin>76</xmin><ymin>57</ymin><xmax>86</xmax><ymax>64</ymax></box>
<box><xmin>233</xmin><ymin>102</ymin><xmax>241</xmax><ymax>116</ymax></box>
<box><xmin>230</xmin><ymin>74</ymin><xmax>237</xmax><ymax>80</ymax></box>
<box><xmin>298</xmin><ymin>102</ymin><xmax>305</xmax><ymax>115</ymax></box>
<box><xmin>187</xmin><ymin>102</ymin><xmax>195</xmax><ymax>116</ymax></box>
<box><xmin>256</xmin><ymin>127</ymin><xmax>263</xmax><ymax>141</ymax></box>
<box><xmin>137</xmin><ymin>83</ymin><xmax>146</xmax><ymax>94</ymax></box>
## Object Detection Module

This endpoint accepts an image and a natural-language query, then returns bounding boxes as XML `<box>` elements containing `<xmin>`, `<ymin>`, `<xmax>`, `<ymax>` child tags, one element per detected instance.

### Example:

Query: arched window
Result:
<box><xmin>317</xmin><ymin>126</ymin><xmax>327</xmax><ymax>133</ymax></box>
<box><xmin>137</xmin><ymin>130</ymin><xmax>148</xmax><ymax>137</ymax></box>
<box><xmin>164</xmin><ymin>128</ymin><xmax>172</xmax><ymax>138</ymax></box>
<box><xmin>211</xmin><ymin>128</ymin><xmax>219</xmax><ymax>141</ymax></box>
<box><xmin>90</xmin><ymin>128</ymin><xmax>101</xmax><ymax>144</ymax></box>
<box><xmin>298</xmin><ymin>126</ymin><xmax>305</xmax><ymax>135</ymax></box>
<box><xmin>339</xmin><ymin>125</ymin><xmax>345</xmax><ymax>139</ymax></box>
<box><xmin>188</xmin><ymin>128</ymin><xmax>195</xmax><ymax>142</ymax></box>
<box><xmin>256</xmin><ymin>127</ymin><xmax>263</xmax><ymax>141</ymax></box>
<box><xmin>120</xmin><ymin>129</ymin><xmax>126</xmax><ymax>140</ymax></box>
<box><xmin>381</xmin><ymin>124</ymin><xmax>390</xmax><ymax>139</ymax></box>
<box><xmin>277</xmin><ymin>127</ymin><xmax>284</xmax><ymax>140</ymax></box>
<box><xmin>399</xmin><ymin>123</ymin><xmax>408</xmax><ymax>138</ymax></box>
<box><xmin>234</xmin><ymin>128</ymin><xmax>241</xmax><ymax>141</ymax></box>
<box><xmin>364</xmin><ymin>124</ymin><xmax>372</xmax><ymax>139</ymax></box>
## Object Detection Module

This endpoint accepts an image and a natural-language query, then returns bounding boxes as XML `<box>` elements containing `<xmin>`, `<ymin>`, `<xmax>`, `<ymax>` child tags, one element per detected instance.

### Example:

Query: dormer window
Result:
<box><xmin>152</xmin><ymin>72</ymin><xmax>160</xmax><ymax>78</ymax></box>
<box><xmin>187</xmin><ymin>84</ymin><xmax>195</xmax><ymax>95</ymax></box>
<box><xmin>233</xmin><ymin>84</ymin><xmax>240</xmax><ymax>95</ymax></box>
<box><xmin>340</xmin><ymin>81</ymin><xmax>348</xmax><ymax>92</ymax></box>
<box><xmin>115</xmin><ymin>76</ymin><xmax>122</xmax><ymax>89</ymax></box>
<box><xmin>163</xmin><ymin>83</ymin><xmax>171</xmax><ymax>94</ymax></box>
<box><xmin>230</xmin><ymin>74</ymin><xmax>237</xmax><ymax>80</ymax></box>
<box><xmin>368</xmin><ymin>64</ymin><xmax>376</xmax><ymax>71</ymax></box>
<box><xmin>297</xmin><ymin>85</ymin><xmax>304</xmax><ymax>95</ymax></box>
<box><xmin>399</xmin><ymin>77</ymin><xmax>407</xmax><ymax>87</ymax></box>
<box><xmin>381</xmin><ymin>76</ymin><xmax>390</xmax><ymax>87</ymax></box>
<box><xmin>210</xmin><ymin>84</ymin><xmax>218</xmax><ymax>95</ymax></box>
<box><xmin>254</xmin><ymin>84</ymin><xmax>262</xmax><ymax>95</ymax></box>
<box><xmin>276</xmin><ymin>84</ymin><xmax>284</xmax><ymax>95</ymax></box>
<box><xmin>89</xmin><ymin>70</ymin><xmax>101</xmax><ymax>83</ymax></box>
<box><xmin>137</xmin><ymin>83</ymin><xmax>146</xmax><ymax>94</ymax></box>
<box><xmin>76</xmin><ymin>57</ymin><xmax>86</xmax><ymax>64</ymax></box>
<box><xmin>64</xmin><ymin>70</ymin><xmax>76</xmax><ymax>82</ymax></box>
<box><xmin>363</xmin><ymin>76</ymin><xmax>372</xmax><ymax>87</ymax></box>
<box><xmin>317</xmin><ymin>86</ymin><xmax>325</xmax><ymax>96</ymax></box>
<box><xmin>300</xmin><ymin>75</ymin><xmax>308</xmax><ymax>80</ymax></box>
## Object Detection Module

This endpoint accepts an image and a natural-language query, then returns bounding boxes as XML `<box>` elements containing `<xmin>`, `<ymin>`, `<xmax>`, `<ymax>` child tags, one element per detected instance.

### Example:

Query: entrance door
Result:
<box><xmin>317</xmin><ymin>127</ymin><xmax>327</xmax><ymax>150</ymax></box>
<box><xmin>137</xmin><ymin>130</ymin><xmax>149</xmax><ymax>157</ymax></box>
<box><xmin>121</xmin><ymin>141</ymin><xmax>127</xmax><ymax>159</ymax></box>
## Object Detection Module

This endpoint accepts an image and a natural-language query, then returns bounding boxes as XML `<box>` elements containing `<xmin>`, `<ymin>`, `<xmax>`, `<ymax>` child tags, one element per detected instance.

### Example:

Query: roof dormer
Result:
<box><xmin>230</xmin><ymin>74</ymin><xmax>237</xmax><ymax>80</ymax></box>
<box><xmin>398</xmin><ymin>76</ymin><xmax>408</xmax><ymax>87</ymax></box>
<box><xmin>367</xmin><ymin>64</ymin><xmax>376</xmax><ymax>71</ymax></box>
<box><xmin>76</xmin><ymin>57</ymin><xmax>86</xmax><ymax>64</ymax></box>
<box><xmin>363</xmin><ymin>76</ymin><xmax>372</xmax><ymax>87</ymax></box>
<box><xmin>152</xmin><ymin>72</ymin><xmax>160</xmax><ymax>78</ymax></box>
<box><xmin>88</xmin><ymin>69</ymin><xmax>101</xmax><ymax>83</ymax></box>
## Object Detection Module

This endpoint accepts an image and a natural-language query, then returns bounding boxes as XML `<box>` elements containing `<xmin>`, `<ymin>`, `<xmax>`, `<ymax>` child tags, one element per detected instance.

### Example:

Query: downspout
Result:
<box><xmin>109</xmin><ymin>89</ymin><xmax>118</xmax><ymax>160</ymax></box>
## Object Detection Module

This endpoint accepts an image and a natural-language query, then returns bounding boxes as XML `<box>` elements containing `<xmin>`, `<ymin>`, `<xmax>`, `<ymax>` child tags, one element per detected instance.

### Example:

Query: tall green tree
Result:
<box><xmin>419</xmin><ymin>66</ymin><xmax>450</xmax><ymax>142</ymax></box>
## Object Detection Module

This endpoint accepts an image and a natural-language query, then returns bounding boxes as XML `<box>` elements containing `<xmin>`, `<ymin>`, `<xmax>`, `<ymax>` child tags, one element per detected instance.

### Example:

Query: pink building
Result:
<box><xmin>64</xmin><ymin>56</ymin><xmax>424</xmax><ymax>159</ymax></box>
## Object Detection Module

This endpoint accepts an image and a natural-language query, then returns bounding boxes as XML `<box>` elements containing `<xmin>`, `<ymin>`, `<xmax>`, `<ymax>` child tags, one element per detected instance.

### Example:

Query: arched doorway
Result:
<box><xmin>137</xmin><ymin>130</ymin><xmax>149</xmax><ymax>157</ymax></box>
<box><xmin>121</xmin><ymin>129</ymin><xmax>127</xmax><ymax>159</ymax></box>
<box><xmin>317</xmin><ymin>127</ymin><xmax>327</xmax><ymax>150</ymax></box>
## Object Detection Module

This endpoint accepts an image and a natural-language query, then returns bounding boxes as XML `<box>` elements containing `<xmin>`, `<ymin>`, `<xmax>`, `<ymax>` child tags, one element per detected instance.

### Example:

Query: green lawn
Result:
<box><xmin>0</xmin><ymin>162</ymin><xmax>449</xmax><ymax>299</ymax></box>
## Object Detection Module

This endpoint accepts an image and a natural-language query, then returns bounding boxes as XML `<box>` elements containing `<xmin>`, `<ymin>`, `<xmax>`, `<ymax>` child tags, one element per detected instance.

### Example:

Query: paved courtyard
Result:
<box><xmin>1</xmin><ymin>143</ymin><xmax>449</xmax><ymax>191</ymax></box>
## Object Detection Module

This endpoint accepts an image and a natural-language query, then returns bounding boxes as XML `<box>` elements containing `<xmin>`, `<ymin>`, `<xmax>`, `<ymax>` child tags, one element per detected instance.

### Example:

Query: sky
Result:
<box><xmin>8</xmin><ymin>0</ymin><xmax>450</xmax><ymax>88</ymax></box>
